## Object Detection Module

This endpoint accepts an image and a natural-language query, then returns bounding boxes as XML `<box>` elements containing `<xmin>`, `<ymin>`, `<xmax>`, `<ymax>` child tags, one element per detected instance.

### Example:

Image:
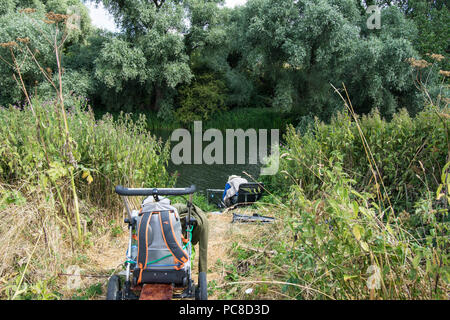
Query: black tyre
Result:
<box><xmin>106</xmin><ymin>275</ymin><xmax>121</xmax><ymax>300</ymax></box>
<box><xmin>195</xmin><ymin>272</ymin><xmax>208</xmax><ymax>300</ymax></box>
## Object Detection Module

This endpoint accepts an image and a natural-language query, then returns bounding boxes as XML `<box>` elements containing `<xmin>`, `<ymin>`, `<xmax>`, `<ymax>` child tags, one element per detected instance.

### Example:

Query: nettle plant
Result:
<box><xmin>0</xmin><ymin>9</ymin><xmax>86</xmax><ymax>243</ymax></box>
<box><xmin>0</xmin><ymin>9</ymin><xmax>174</xmax><ymax>247</ymax></box>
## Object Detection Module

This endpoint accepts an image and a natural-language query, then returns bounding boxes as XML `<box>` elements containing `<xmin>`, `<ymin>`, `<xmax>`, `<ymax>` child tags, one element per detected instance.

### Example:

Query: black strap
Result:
<box><xmin>136</xmin><ymin>211</ymin><xmax>152</xmax><ymax>283</ymax></box>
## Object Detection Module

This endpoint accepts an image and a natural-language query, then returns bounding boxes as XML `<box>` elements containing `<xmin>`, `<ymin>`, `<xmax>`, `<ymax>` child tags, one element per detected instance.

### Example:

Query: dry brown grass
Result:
<box><xmin>0</xmin><ymin>183</ymin><xmax>67</xmax><ymax>298</ymax></box>
<box><xmin>0</xmin><ymin>182</ymin><xmax>129</xmax><ymax>300</ymax></box>
<box><xmin>0</xmin><ymin>183</ymin><xmax>283</xmax><ymax>300</ymax></box>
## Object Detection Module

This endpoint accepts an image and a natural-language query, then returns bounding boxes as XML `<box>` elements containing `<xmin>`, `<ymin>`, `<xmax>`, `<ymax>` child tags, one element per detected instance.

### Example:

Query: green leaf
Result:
<box><xmin>360</xmin><ymin>241</ymin><xmax>369</xmax><ymax>252</ymax></box>
<box><xmin>351</xmin><ymin>190</ymin><xmax>365</xmax><ymax>200</ymax></box>
<box><xmin>352</xmin><ymin>225</ymin><xmax>362</xmax><ymax>241</ymax></box>
<box><xmin>441</xmin><ymin>161</ymin><xmax>450</xmax><ymax>183</ymax></box>
<box><xmin>412</xmin><ymin>254</ymin><xmax>421</xmax><ymax>269</ymax></box>
<box><xmin>426</xmin><ymin>259</ymin><xmax>432</xmax><ymax>274</ymax></box>
<box><xmin>344</xmin><ymin>274</ymin><xmax>357</xmax><ymax>281</ymax></box>
<box><xmin>352</xmin><ymin>201</ymin><xmax>359</xmax><ymax>218</ymax></box>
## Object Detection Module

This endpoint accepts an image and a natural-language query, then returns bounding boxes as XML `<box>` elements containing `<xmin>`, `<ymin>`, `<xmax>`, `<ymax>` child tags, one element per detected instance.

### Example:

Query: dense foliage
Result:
<box><xmin>219</xmin><ymin>148</ymin><xmax>449</xmax><ymax>299</ymax></box>
<box><xmin>0</xmin><ymin>0</ymin><xmax>91</xmax><ymax>105</ymax></box>
<box><xmin>216</xmin><ymin>105</ymin><xmax>449</xmax><ymax>300</ymax></box>
<box><xmin>263</xmin><ymin>106</ymin><xmax>449</xmax><ymax>213</ymax></box>
<box><xmin>1</xmin><ymin>0</ymin><xmax>447</xmax><ymax>124</ymax></box>
<box><xmin>0</xmin><ymin>98</ymin><xmax>174</xmax><ymax>208</ymax></box>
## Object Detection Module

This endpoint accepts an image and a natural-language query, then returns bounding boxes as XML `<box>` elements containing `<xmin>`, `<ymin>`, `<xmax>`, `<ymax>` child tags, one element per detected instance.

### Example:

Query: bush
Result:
<box><xmin>235</xmin><ymin>160</ymin><xmax>448</xmax><ymax>299</ymax></box>
<box><xmin>176</xmin><ymin>73</ymin><xmax>227</xmax><ymax>124</ymax></box>
<box><xmin>225</xmin><ymin>107</ymin><xmax>449</xmax><ymax>299</ymax></box>
<box><xmin>262</xmin><ymin>107</ymin><xmax>449</xmax><ymax>213</ymax></box>
<box><xmin>0</xmin><ymin>97</ymin><xmax>175</xmax><ymax>210</ymax></box>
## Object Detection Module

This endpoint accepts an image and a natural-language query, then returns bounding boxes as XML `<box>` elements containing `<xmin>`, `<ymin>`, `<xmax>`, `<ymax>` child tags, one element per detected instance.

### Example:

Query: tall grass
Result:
<box><xmin>213</xmin><ymin>105</ymin><xmax>449</xmax><ymax>300</ymax></box>
<box><xmin>0</xmin><ymin>98</ymin><xmax>176</xmax><ymax>298</ymax></box>
<box><xmin>95</xmin><ymin>107</ymin><xmax>295</xmax><ymax>135</ymax></box>
<box><xmin>263</xmin><ymin>106</ymin><xmax>449</xmax><ymax>213</ymax></box>
<box><xmin>216</xmin><ymin>160</ymin><xmax>448</xmax><ymax>299</ymax></box>
<box><xmin>0</xmin><ymin>98</ymin><xmax>175</xmax><ymax>223</ymax></box>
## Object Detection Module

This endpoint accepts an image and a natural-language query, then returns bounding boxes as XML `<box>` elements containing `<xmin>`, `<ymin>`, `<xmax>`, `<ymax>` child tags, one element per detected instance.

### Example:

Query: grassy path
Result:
<box><xmin>62</xmin><ymin>206</ymin><xmax>267</xmax><ymax>300</ymax></box>
<box><xmin>199</xmin><ymin>208</ymin><xmax>273</xmax><ymax>300</ymax></box>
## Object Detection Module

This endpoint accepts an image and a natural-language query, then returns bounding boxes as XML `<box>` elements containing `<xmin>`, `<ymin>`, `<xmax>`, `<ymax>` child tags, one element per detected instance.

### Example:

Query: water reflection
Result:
<box><xmin>154</xmin><ymin>128</ymin><xmax>263</xmax><ymax>191</ymax></box>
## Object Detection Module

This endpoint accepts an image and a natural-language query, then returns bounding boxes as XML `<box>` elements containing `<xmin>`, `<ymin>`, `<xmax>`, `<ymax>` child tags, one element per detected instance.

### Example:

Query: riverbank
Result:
<box><xmin>93</xmin><ymin>107</ymin><xmax>296</xmax><ymax>133</ymax></box>
<box><xmin>0</xmin><ymin>99</ymin><xmax>448</xmax><ymax>300</ymax></box>
<box><xmin>93</xmin><ymin>107</ymin><xmax>292</xmax><ymax>191</ymax></box>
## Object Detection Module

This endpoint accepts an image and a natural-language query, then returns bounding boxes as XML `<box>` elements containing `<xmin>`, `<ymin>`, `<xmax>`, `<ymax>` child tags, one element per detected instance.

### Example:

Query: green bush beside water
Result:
<box><xmin>264</xmin><ymin>107</ymin><xmax>449</xmax><ymax>213</ymax></box>
<box><xmin>221</xmin><ymin>106</ymin><xmax>449</xmax><ymax>300</ymax></box>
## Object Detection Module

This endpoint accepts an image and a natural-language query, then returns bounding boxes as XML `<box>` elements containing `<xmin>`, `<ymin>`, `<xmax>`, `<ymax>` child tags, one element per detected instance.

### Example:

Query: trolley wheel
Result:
<box><xmin>106</xmin><ymin>275</ymin><xmax>121</xmax><ymax>300</ymax></box>
<box><xmin>195</xmin><ymin>272</ymin><xmax>208</xmax><ymax>300</ymax></box>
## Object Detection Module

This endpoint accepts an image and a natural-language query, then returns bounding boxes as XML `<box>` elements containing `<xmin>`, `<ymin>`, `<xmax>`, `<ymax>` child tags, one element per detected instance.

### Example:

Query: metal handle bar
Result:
<box><xmin>115</xmin><ymin>185</ymin><xmax>196</xmax><ymax>197</ymax></box>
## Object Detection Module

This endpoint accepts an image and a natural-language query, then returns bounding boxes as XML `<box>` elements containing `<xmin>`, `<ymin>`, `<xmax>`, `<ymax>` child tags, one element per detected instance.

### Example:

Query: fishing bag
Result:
<box><xmin>132</xmin><ymin>200</ymin><xmax>190</xmax><ymax>286</ymax></box>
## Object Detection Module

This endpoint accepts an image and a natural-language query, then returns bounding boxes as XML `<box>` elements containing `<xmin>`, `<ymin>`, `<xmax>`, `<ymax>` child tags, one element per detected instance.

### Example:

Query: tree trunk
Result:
<box><xmin>151</xmin><ymin>85</ymin><xmax>162</xmax><ymax>111</ymax></box>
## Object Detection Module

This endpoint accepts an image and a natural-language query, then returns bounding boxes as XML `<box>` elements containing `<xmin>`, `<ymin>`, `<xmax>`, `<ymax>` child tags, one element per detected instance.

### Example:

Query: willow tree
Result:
<box><xmin>0</xmin><ymin>0</ymin><xmax>92</xmax><ymax>106</ymax></box>
<box><xmin>228</xmin><ymin>0</ymin><xmax>420</xmax><ymax>118</ymax></box>
<box><xmin>94</xmin><ymin>0</ymin><xmax>192</xmax><ymax>118</ymax></box>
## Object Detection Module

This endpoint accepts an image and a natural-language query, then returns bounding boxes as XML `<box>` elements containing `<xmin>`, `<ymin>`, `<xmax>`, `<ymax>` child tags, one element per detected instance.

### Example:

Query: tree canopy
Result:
<box><xmin>0</xmin><ymin>0</ymin><xmax>448</xmax><ymax>124</ymax></box>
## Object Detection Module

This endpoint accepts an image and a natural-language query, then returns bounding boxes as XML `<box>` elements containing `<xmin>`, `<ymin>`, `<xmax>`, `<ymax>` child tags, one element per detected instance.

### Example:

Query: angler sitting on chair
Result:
<box><xmin>222</xmin><ymin>175</ymin><xmax>247</xmax><ymax>207</ymax></box>
<box><xmin>222</xmin><ymin>175</ymin><xmax>264</xmax><ymax>208</ymax></box>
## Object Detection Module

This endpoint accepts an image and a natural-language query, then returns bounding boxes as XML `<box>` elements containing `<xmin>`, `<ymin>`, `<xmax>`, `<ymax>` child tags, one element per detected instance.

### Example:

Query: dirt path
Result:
<box><xmin>196</xmin><ymin>208</ymin><xmax>265</xmax><ymax>299</ymax></box>
<box><xmin>197</xmin><ymin>212</ymin><xmax>233</xmax><ymax>297</ymax></box>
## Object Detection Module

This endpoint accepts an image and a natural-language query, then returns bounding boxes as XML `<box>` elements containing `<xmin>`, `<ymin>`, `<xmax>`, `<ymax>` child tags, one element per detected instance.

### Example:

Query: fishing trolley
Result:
<box><xmin>106</xmin><ymin>185</ymin><xmax>207</xmax><ymax>300</ymax></box>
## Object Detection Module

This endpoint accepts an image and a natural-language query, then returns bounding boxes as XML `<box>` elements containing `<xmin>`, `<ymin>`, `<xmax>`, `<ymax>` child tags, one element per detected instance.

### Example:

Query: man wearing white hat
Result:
<box><xmin>222</xmin><ymin>175</ymin><xmax>248</xmax><ymax>207</ymax></box>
